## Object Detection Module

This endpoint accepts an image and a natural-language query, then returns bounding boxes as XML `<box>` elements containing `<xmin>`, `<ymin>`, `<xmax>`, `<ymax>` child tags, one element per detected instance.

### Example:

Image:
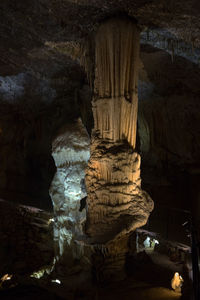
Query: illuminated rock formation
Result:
<box><xmin>48</xmin><ymin>17</ymin><xmax>154</xmax><ymax>283</ymax></box>
<box><xmin>50</xmin><ymin>119</ymin><xmax>90</xmax><ymax>259</ymax></box>
<box><xmin>85</xmin><ymin>17</ymin><xmax>154</xmax><ymax>245</ymax></box>
<box><xmin>85</xmin><ymin>139</ymin><xmax>153</xmax><ymax>244</ymax></box>
<box><xmin>93</xmin><ymin>17</ymin><xmax>139</xmax><ymax>148</ymax></box>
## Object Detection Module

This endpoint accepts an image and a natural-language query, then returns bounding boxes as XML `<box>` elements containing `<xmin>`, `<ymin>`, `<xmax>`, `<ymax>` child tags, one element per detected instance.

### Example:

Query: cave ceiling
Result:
<box><xmin>0</xmin><ymin>0</ymin><xmax>200</xmax><ymax>77</ymax></box>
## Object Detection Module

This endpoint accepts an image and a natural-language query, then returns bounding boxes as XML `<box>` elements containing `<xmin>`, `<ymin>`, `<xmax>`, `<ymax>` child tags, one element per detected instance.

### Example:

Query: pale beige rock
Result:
<box><xmin>85</xmin><ymin>17</ymin><xmax>153</xmax><ymax>245</ymax></box>
<box><xmin>93</xmin><ymin>17</ymin><xmax>140</xmax><ymax>148</ymax></box>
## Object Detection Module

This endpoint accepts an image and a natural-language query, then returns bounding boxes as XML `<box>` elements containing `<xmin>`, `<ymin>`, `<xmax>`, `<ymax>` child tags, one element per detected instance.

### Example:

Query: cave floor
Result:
<box><xmin>95</xmin><ymin>248</ymin><xmax>192</xmax><ymax>300</ymax></box>
<box><xmin>98</xmin><ymin>282</ymin><xmax>181</xmax><ymax>300</ymax></box>
<box><xmin>0</xmin><ymin>279</ymin><xmax>182</xmax><ymax>300</ymax></box>
<box><xmin>47</xmin><ymin>250</ymin><xmax>191</xmax><ymax>300</ymax></box>
<box><xmin>0</xmin><ymin>250</ymin><xmax>192</xmax><ymax>300</ymax></box>
<box><xmin>96</xmin><ymin>250</ymin><xmax>189</xmax><ymax>300</ymax></box>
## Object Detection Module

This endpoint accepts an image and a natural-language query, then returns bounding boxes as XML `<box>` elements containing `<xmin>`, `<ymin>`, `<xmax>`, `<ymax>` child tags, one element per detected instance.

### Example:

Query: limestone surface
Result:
<box><xmin>85</xmin><ymin>17</ymin><xmax>153</xmax><ymax>245</ymax></box>
<box><xmin>50</xmin><ymin>118</ymin><xmax>90</xmax><ymax>258</ymax></box>
<box><xmin>85</xmin><ymin>138</ymin><xmax>153</xmax><ymax>244</ymax></box>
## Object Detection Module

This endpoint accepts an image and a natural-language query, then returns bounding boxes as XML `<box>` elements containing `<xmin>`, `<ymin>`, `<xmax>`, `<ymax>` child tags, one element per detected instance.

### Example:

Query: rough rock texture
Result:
<box><xmin>50</xmin><ymin>118</ymin><xmax>90</xmax><ymax>260</ymax></box>
<box><xmin>0</xmin><ymin>199</ymin><xmax>54</xmax><ymax>277</ymax></box>
<box><xmin>86</xmin><ymin>138</ymin><xmax>153</xmax><ymax>244</ymax></box>
<box><xmin>83</xmin><ymin>17</ymin><xmax>153</xmax><ymax>282</ymax></box>
<box><xmin>85</xmin><ymin>17</ymin><xmax>153</xmax><ymax>244</ymax></box>
<box><xmin>0</xmin><ymin>0</ymin><xmax>200</xmax><ymax>78</ymax></box>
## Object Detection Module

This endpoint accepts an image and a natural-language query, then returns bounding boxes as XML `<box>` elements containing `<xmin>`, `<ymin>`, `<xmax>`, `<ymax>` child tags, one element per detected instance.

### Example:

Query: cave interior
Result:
<box><xmin>0</xmin><ymin>1</ymin><xmax>200</xmax><ymax>300</ymax></box>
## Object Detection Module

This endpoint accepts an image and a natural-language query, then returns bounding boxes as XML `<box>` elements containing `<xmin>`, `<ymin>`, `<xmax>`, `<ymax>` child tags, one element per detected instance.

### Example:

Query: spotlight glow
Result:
<box><xmin>1</xmin><ymin>274</ymin><xmax>12</xmax><ymax>281</ymax></box>
<box><xmin>171</xmin><ymin>272</ymin><xmax>184</xmax><ymax>292</ymax></box>
<box><xmin>51</xmin><ymin>279</ymin><xmax>61</xmax><ymax>284</ymax></box>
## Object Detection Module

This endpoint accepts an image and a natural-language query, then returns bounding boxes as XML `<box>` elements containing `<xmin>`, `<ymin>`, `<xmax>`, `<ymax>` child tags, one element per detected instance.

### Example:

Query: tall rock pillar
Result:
<box><xmin>85</xmin><ymin>17</ymin><xmax>153</xmax><ymax>280</ymax></box>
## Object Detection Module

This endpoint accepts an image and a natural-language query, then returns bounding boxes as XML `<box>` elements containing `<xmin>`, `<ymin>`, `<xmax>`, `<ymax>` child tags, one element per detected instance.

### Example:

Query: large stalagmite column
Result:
<box><xmin>85</xmin><ymin>17</ymin><xmax>153</xmax><ymax>247</ymax></box>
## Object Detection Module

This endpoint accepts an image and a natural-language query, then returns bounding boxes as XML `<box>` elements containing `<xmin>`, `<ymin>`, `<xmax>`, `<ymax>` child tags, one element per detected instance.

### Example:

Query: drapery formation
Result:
<box><xmin>85</xmin><ymin>17</ymin><xmax>153</xmax><ymax>245</ymax></box>
<box><xmin>93</xmin><ymin>17</ymin><xmax>140</xmax><ymax>148</ymax></box>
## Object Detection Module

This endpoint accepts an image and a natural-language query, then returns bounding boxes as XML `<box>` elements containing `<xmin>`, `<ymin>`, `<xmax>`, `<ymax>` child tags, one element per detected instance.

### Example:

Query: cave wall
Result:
<box><xmin>0</xmin><ymin>111</ymin><xmax>55</xmax><ymax>210</ymax></box>
<box><xmin>138</xmin><ymin>45</ymin><xmax>200</xmax><ymax>237</ymax></box>
<box><xmin>0</xmin><ymin>62</ymin><xmax>86</xmax><ymax>210</ymax></box>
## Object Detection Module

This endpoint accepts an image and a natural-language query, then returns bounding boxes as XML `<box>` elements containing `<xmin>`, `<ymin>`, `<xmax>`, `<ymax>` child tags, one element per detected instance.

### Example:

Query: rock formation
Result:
<box><xmin>93</xmin><ymin>17</ymin><xmax>139</xmax><ymax>148</ymax></box>
<box><xmin>50</xmin><ymin>118</ymin><xmax>90</xmax><ymax>262</ymax></box>
<box><xmin>0</xmin><ymin>2</ymin><xmax>199</xmax><ymax>297</ymax></box>
<box><xmin>85</xmin><ymin>17</ymin><xmax>153</xmax><ymax>244</ymax></box>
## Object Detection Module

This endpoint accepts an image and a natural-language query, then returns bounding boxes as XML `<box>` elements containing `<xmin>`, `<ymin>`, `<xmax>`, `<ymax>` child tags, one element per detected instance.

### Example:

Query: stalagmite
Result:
<box><xmin>85</xmin><ymin>17</ymin><xmax>154</xmax><ymax>249</ymax></box>
<box><xmin>50</xmin><ymin>119</ymin><xmax>90</xmax><ymax>261</ymax></box>
<box><xmin>48</xmin><ymin>16</ymin><xmax>154</xmax><ymax>283</ymax></box>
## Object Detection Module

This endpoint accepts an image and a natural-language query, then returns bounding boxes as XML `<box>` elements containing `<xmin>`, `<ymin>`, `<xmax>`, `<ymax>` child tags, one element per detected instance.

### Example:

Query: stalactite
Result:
<box><xmin>93</xmin><ymin>17</ymin><xmax>140</xmax><ymax>149</ymax></box>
